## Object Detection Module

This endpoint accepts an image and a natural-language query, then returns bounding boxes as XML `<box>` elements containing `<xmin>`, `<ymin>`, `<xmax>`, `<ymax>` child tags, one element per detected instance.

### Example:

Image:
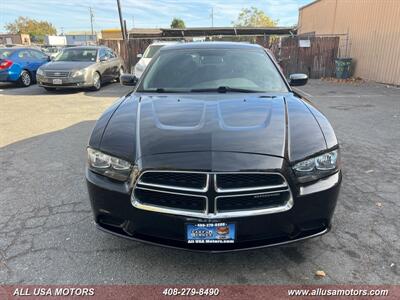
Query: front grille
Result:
<box><xmin>217</xmin><ymin>191</ymin><xmax>290</xmax><ymax>212</ymax></box>
<box><xmin>139</xmin><ymin>171</ymin><xmax>207</xmax><ymax>191</ymax></box>
<box><xmin>45</xmin><ymin>71</ymin><xmax>70</xmax><ymax>77</ymax></box>
<box><xmin>132</xmin><ymin>171</ymin><xmax>292</xmax><ymax>218</ymax></box>
<box><xmin>134</xmin><ymin>188</ymin><xmax>206</xmax><ymax>212</ymax></box>
<box><xmin>216</xmin><ymin>173</ymin><xmax>285</xmax><ymax>191</ymax></box>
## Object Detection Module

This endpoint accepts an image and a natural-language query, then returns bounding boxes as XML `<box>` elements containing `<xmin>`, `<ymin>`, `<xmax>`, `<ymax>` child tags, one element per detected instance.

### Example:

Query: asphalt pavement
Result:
<box><xmin>0</xmin><ymin>80</ymin><xmax>399</xmax><ymax>284</ymax></box>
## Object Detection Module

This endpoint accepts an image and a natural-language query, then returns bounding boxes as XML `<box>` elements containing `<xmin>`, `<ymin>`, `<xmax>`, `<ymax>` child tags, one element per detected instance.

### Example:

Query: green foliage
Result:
<box><xmin>5</xmin><ymin>16</ymin><xmax>57</xmax><ymax>42</ymax></box>
<box><xmin>170</xmin><ymin>18</ymin><xmax>186</xmax><ymax>29</ymax></box>
<box><xmin>233</xmin><ymin>7</ymin><xmax>277</xmax><ymax>27</ymax></box>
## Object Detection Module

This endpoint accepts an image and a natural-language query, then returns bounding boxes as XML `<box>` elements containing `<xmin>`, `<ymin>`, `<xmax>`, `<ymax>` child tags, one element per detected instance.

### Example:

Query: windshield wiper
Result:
<box><xmin>139</xmin><ymin>88</ymin><xmax>186</xmax><ymax>93</ymax></box>
<box><xmin>190</xmin><ymin>86</ymin><xmax>264</xmax><ymax>93</ymax></box>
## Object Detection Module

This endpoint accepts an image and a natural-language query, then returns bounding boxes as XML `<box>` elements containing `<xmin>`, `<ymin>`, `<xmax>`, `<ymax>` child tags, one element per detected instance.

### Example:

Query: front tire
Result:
<box><xmin>90</xmin><ymin>72</ymin><xmax>101</xmax><ymax>91</ymax></box>
<box><xmin>19</xmin><ymin>70</ymin><xmax>32</xmax><ymax>87</ymax></box>
<box><xmin>116</xmin><ymin>67</ymin><xmax>124</xmax><ymax>82</ymax></box>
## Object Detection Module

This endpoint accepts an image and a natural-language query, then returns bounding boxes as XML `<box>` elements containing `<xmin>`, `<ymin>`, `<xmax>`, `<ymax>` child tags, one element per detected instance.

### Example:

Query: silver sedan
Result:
<box><xmin>36</xmin><ymin>46</ymin><xmax>123</xmax><ymax>91</ymax></box>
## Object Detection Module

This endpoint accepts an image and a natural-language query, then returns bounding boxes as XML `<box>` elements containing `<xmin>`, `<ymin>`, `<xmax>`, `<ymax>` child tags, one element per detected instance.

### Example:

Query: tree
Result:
<box><xmin>233</xmin><ymin>7</ymin><xmax>277</xmax><ymax>27</ymax></box>
<box><xmin>5</xmin><ymin>17</ymin><xmax>57</xmax><ymax>42</ymax></box>
<box><xmin>170</xmin><ymin>18</ymin><xmax>186</xmax><ymax>29</ymax></box>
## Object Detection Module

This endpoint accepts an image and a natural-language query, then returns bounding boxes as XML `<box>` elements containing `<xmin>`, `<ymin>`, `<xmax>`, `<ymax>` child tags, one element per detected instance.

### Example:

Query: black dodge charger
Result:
<box><xmin>86</xmin><ymin>42</ymin><xmax>341</xmax><ymax>252</ymax></box>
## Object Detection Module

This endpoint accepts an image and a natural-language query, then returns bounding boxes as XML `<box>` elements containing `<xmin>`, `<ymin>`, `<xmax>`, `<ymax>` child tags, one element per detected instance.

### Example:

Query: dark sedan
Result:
<box><xmin>86</xmin><ymin>42</ymin><xmax>341</xmax><ymax>252</ymax></box>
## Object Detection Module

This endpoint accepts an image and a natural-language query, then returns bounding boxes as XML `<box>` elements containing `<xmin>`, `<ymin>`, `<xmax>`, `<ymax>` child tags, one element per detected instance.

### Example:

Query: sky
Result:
<box><xmin>0</xmin><ymin>0</ymin><xmax>312</xmax><ymax>33</ymax></box>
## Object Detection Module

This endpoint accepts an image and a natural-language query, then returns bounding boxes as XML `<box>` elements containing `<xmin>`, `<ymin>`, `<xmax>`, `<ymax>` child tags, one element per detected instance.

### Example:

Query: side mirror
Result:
<box><xmin>137</xmin><ymin>53</ymin><xmax>142</xmax><ymax>58</ymax></box>
<box><xmin>100</xmin><ymin>56</ymin><xmax>109</xmax><ymax>62</ymax></box>
<box><xmin>47</xmin><ymin>56</ymin><xmax>51</xmax><ymax>61</ymax></box>
<box><xmin>289</xmin><ymin>73</ymin><xmax>308</xmax><ymax>86</ymax></box>
<box><xmin>120</xmin><ymin>74</ymin><xmax>138</xmax><ymax>86</ymax></box>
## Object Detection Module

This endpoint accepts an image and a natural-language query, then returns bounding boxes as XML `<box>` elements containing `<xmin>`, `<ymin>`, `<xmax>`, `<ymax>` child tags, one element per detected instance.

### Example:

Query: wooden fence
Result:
<box><xmin>101</xmin><ymin>36</ymin><xmax>339</xmax><ymax>79</ymax></box>
<box><xmin>99</xmin><ymin>39</ymin><xmax>154</xmax><ymax>72</ymax></box>
<box><xmin>271</xmin><ymin>36</ymin><xmax>339</xmax><ymax>78</ymax></box>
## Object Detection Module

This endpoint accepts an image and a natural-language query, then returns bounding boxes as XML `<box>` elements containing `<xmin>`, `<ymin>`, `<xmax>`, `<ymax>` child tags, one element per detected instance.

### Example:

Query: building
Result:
<box><xmin>298</xmin><ymin>0</ymin><xmax>400</xmax><ymax>85</ymax></box>
<box><xmin>0</xmin><ymin>33</ymin><xmax>31</xmax><ymax>45</ymax></box>
<box><xmin>64</xmin><ymin>31</ymin><xmax>100</xmax><ymax>46</ymax></box>
<box><xmin>44</xmin><ymin>35</ymin><xmax>67</xmax><ymax>46</ymax></box>
<box><xmin>101</xmin><ymin>29</ymin><xmax>123</xmax><ymax>40</ymax></box>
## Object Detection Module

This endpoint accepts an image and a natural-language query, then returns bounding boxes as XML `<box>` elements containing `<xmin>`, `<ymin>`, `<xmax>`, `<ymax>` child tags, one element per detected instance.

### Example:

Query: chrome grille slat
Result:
<box><xmin>214</xmin><ymin>172</ymin><xmax>288</xmax><ymax>193</ymax></box>
<box><xmin>134</xmin><ymin>187</ymin><xmax>207</xmax><ymax>213</ymax></box>
<box><xmin>137</xmin><ymin>171</ymin><xmax>208</xmax><ymax>192</ymax></box>
<box><xmin>216</xmin><ymin>189</ymin><xmax>291</xmax><ymax>212</ymax></box>
<box><xmin>132</xmin><ymin>171</ymin><xmax>293</xmax><ymax>218</ymax></box>
<box><xmin>45</xmin><ymin>71</ymin><xmax>70</xmax><ymax>78</ymax></box>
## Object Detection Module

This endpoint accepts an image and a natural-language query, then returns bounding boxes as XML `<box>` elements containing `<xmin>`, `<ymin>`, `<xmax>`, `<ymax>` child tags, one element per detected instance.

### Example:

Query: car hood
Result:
<box><xmin>137</xmin><ymin>94</ymin><xmax>286</xmax><ymax>158</ymax></box>
<box><xmin>41</xmin><ymin>61</ymin><xmax>94</xmax><ymax>70</ymax></box>
<box><xmin>98</xmin><ymin>93</ymin><xmax>330</xmax><ymax>163</ymax></box>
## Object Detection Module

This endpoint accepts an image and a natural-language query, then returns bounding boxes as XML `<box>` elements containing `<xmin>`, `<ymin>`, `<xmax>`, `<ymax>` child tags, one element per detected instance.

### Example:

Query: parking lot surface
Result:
<box><xmin>0</xmin><ymin>80</ymin><xmax>399</xmax><ymax>284</ymax></box>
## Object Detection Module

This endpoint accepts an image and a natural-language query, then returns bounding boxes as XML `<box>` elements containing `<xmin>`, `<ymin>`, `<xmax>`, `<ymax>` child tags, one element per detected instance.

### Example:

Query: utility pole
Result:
<box><xmin>116</xmin><ymin>0</ymin><xmax>126</xmax><ymax>40</ymax></box>
<box><xmin>132</xmin><ymin>16</ymin><xmax>135</xmax><ymax>28</ymax></box>
<box><xmin>123</xmin><ymin>19</ymin><xmax>128</xmax><ymax>39</ymax></box>
<box><xmin>210</xmin><ymin>7</ymin><xmax>214</xmax><ymax>27</ymax></box>
<box><xmin>89</xmin><ymin>7</ymin><xmax>94</xmax><ymax>36</ymax></box>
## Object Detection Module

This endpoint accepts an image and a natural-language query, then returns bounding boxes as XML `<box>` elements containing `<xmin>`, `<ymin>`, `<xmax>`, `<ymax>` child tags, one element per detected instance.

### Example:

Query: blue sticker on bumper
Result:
<box><xmin>186</xmin><ymin>223</ymin><xmax>235</xmax><ymax>244</ymax></box>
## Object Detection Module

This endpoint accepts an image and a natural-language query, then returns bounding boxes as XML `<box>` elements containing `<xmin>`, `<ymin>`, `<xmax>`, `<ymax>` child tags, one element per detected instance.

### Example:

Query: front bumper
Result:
<box><xmin>86</xmin><ymin>169</ymin><xmax>341</xmax><ymax>252</ymax></box>
<box><xmin>36</xmin><ymin>75</ymin><xmax>92</xmax><ymax>88</ymax></box>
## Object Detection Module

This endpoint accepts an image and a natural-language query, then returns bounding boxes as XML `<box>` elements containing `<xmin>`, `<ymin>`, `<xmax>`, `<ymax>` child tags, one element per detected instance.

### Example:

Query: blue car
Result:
<box><xmin>0</xmin><ymin>47</ymin><xmax>50</xmax><ymax>87</ymax></box>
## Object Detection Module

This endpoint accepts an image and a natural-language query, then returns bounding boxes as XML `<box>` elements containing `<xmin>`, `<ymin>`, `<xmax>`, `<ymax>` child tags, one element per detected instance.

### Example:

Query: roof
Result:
<box><xmin>101</xmin><ymin>29</ymin><xmax>121</xmax><ymax>33</ymax></box>
<box><xmin>128</xmin><ymin>26</ymin><xmax>296</xmax><ymax>38</ymax></box>
<box><xmin>150</xmin><ymin>41</ymin><xmax>179</xmax><ymax>46</ymax></box>
<box><xmin>161</xmin><ymin>41</ymin><xmax>263</xmax><ymax>51</ymax></box>
<box><xmin>64</xmin><ymin>31</ymin><xmax>99</xmax><ymax>36</ymax></box>
<box><xmin>0</xmin><ymin>46</ymin><xmax>40</xmax><ymax>50</ymax></box>
<box><xmin>62</xmin><ymin>45</ymin><xmax>105</xmax><ymax>49</ymax></box>
<box><xmin>128</xmin><ymin>28</ymin><xmax>163</xmax><ymax>37</ymax></box>
<box><xmin>299</xmin><ymin>0</ymin><xmax>321</xmax><ymax>11</ymax></box>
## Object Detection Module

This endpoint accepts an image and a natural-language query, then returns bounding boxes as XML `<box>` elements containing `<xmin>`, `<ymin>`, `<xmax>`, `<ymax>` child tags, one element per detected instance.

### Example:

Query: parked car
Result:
<box><xmin>133</xmin><ymin>41</ymin><xmax>177</xmax><ymax>78</ymax></box>
<box><xmin>86</xmin><ymin>42</ymin><xmax>341</xmax><ymax>252</ymax></box>
<box><xmin>42</xmin><ymin>46</ymin><xmax>63</xmax><ymax>59</ymax></box>
<box><xmin>36</xmin><ymin>46</ymin><xmax>123</xmax><ymax>91</ymax></box>
<box><xmin>0</xmin><ymin>47</ymin><xmax>49</xmax><ymax>87</ymax></box>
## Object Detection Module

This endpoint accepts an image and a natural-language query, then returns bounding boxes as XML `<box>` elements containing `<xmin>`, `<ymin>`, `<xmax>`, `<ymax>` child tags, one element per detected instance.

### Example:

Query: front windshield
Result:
<box><xmin>143</xmin><ymin>45</ymin><xmax>164</xmax><ymax>58</ymax></box>
<box><xmin>138</xmin><ymin>48</ymin><xmax>288</xmax><ymax>93</ymax></box>
<box><xmin>54</xmin><ymin>48</ymin><xmax>97</xmax><ymax>62</ymax></box>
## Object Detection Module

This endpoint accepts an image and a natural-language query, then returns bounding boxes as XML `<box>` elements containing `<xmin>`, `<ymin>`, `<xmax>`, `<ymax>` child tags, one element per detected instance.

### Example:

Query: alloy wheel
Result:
<box><xmin>21</xmin><ymin>72</ymin><xmax>31</xmax><ymax>87</ymax></box>
<box><xmin>93</xmin><ymin>73</ymin><xmax>101</xmax><ymax>90</ymax></box>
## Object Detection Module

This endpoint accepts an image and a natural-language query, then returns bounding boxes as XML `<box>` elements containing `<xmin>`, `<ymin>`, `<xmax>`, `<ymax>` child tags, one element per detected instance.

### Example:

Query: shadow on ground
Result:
<box><xmin>0</xmin><ymin>81</ymin><xmax>131</xmax><ymax>98</ymax></box>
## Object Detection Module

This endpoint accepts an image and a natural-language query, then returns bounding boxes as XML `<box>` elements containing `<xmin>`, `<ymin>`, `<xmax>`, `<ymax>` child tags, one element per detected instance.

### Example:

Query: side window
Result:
<box><xmin>30</xmin><ymin>50</ymin><xmax>48</xmax><ymax>60</ymax></box>
<box><xmin>17</xmin><ymin>50</ymin><xmax>32</xmax><ymax>60</ymax></box>
<box><xmin>99</xmin><ymin>48</ymin><xmax>106</xmax><ymax>60</ymax></box>
<box><xmin>106</xmin><ymin>49</ymin><xmax>115</xmax><ymax>59</ymax></box>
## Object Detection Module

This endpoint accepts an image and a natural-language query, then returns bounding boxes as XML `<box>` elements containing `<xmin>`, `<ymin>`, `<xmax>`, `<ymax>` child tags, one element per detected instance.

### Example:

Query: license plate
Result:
<box><xmin>52</xmin><ymin>79</ymin><xmax>62</xmax><ymax>85</ymax></box>
<box><xmin>186</xmin><ymin>222</ymin><xmax>235</xmax><ymax>244</ymax></box>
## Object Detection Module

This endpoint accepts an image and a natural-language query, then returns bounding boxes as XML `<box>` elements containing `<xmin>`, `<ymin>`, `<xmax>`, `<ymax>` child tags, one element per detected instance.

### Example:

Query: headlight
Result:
<box><xmin>87</xmin><ymin>148</ymin><xmax>132</xmax><ymax>181</ymax></box>
<box><xmin>37</xmin><ymin>68</ymin><xmax>44</xmax><ymax>76</ymax></box>
<box><xmin>292</xmin><ymin>149</ymin><xmax>339</xmax><ymax>183</ymax></box>
<box><xmin>71</xmin><ymin>69</ymin><xmax>85</xmax><ymax>77</ymax></box>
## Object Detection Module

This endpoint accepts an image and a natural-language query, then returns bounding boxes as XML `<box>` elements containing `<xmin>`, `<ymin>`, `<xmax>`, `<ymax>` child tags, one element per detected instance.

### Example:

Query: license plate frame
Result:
<box><xmin>52</xmin><ymin>78</ymin><xmax>63</xmax><ymax>85</ymax></box>
<box><xmin>186</xmin><ymin>222</ymin><xmax>236</xmax><ymax>244</ymax></box>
